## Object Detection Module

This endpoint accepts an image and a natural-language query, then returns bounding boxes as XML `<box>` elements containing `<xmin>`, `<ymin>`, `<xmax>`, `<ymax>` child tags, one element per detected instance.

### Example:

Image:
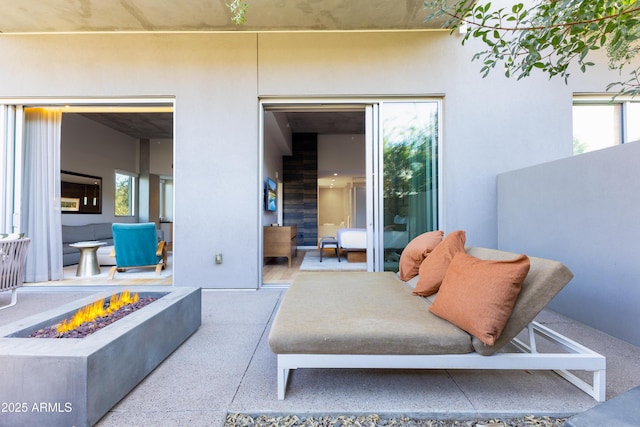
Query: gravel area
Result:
<box><xmin>225</xmin><ymin>414</ymin><xmax>567</xmax><ymax>427</ymax></box>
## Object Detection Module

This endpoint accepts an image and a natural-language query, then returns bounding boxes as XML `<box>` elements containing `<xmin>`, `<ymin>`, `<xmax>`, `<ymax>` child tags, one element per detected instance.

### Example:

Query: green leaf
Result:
<box><xmin>422</xmin><ymin>0</ymin><xmax>640</xmax><ymax>96</ymax></box>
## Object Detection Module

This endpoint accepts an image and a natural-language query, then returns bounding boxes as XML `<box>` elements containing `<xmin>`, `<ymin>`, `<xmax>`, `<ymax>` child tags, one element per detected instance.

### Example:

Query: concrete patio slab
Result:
<box><xmin>2</xmin><ymin>287</ymin><xmax>640</xmax><ymax>426</ymax></box>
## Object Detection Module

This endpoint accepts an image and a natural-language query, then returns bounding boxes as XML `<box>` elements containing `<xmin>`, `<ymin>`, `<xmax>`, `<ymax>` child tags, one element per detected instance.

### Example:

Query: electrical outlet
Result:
<box><xmin>215</xmin><ymin>253</ymin><xmax>223</xmax><ymax>264</ymax></box>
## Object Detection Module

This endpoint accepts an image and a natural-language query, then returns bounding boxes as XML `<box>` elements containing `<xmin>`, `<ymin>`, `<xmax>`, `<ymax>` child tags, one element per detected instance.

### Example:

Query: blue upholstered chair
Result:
<box><xmin>108</xmin><ymin>223</ymin><xmax>167</xmax><ymax>279</ymax></box>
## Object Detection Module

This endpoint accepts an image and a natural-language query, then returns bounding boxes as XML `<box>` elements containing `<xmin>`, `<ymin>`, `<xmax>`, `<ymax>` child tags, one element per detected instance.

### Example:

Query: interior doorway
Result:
<box><xmin>261</xmin><ymin>105</ymin><xmax>366</xmax><ymax>286</ymax></box>
<box><xmin>260</xmin><ymin>98</ymin><xmax>441</xmax><ymax>286</ymax></box>
<box><xmin>1</xmin><ymin>99</ymin><xmax>175</xmax><ymax>285</ymax></box>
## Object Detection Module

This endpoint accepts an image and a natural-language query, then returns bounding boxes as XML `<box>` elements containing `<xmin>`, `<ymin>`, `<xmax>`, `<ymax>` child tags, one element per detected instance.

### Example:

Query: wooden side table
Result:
<box><xmin>70</xmin><ymin>241</ymin><xmax>106</xmax><ymax>277</ymax></box>
<box><xmin>264</xmin><ymin>225</ymin><xmax>297</xmax><ymax>268</ymax></box>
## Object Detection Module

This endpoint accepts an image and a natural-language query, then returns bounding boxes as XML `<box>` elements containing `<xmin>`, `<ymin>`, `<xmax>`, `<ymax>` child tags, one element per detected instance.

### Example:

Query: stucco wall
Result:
<box><xmin>257</xmin><ymin>32</ymin><xmax>574</xmax><ymax>247</ymax></box>
<box><xmin>0</xmin><ymin>33</ymin><xmax>259</xmax><ymax>289</ymax></box>
<box><xmin>0</xmin><ymin>30</ymin><xmax>613</xmax><ymax>289</ymax></box>
<box><xmin>497</xmin><ymin>142</ymin><xmax>640</xmax><ymax>346</ymax></box>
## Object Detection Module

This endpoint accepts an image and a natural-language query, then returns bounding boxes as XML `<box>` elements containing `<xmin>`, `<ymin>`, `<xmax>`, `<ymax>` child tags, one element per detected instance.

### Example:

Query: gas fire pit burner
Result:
<box><xmin>30</xmin><ymin>296</ymin><xmax>158</xmax><ymax>338</ymax></box>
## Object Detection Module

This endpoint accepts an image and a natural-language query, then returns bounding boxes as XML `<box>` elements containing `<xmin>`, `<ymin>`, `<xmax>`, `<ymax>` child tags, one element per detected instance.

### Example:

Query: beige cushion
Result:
<box><xmin>413</xmin><ymin>230</ymin><xmax>466</xmax><ymax>297</ymax></box>
<box><xmin>429</xmin><ymin>252</ymin><xmax>530</xmax><ymax>346</ymax></box>
<box><xmin>398</xmin><ymin>230</ymin><xmax>444</xmax><ymax>281</ymax></box>
<box><xmin>269</xmin><ymin>248</ymin><xmax>574</xmax><ymax>358</ymax></box>
<box><xmin>269</xmin><ymin>272</ymin><xmax>473</xmax><ymax>355</ymax></box>
<box><xmin>465</xmin><ymin>247</ymin><xmax>574</xmax><ymax>355</ymax></box>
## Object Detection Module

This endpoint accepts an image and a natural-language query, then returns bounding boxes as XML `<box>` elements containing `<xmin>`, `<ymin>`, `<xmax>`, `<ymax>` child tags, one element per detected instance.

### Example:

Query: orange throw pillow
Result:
<box><xmin>413</xmin><ymin>230</ymin><xmax>466</xmax><ymax>296</ymax></box>
<box><xmin>398</xmin><ymin>230</ymin><xmax>444</xmax><ymax>281</ymax></box>
<box><xmin>429</xmin><ymin>251</ymin><xmax>531</xmax><ymax>346</ymax></box>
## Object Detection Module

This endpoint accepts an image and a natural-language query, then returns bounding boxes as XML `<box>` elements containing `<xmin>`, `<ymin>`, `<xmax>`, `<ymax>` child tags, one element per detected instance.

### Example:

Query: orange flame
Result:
<box><xmin>56</xmin><ymin>291</ymin><xmax>139</xmax><ymax>334</ymax></box>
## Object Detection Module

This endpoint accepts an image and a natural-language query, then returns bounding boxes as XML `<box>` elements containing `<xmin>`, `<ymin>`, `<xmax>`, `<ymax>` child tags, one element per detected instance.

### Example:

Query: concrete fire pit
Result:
<box><xmin>0</xmin><ymin>286</ymin><xmax>201</xmax><ymax>427</ymax></box>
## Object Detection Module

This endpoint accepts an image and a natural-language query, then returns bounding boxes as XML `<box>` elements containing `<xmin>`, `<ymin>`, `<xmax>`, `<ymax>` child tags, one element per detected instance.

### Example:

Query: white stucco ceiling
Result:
<box><xmin>0</xmin><ymin>0</ymin><xmax>450</xmax><ymax>34</ymax></box>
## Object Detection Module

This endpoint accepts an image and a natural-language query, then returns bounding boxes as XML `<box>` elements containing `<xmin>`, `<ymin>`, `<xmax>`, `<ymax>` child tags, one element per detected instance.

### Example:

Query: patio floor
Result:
<box><xmin>2</xmin><ymin>286</ymin><xmax>639</xmax><ymax>426</ymax></box>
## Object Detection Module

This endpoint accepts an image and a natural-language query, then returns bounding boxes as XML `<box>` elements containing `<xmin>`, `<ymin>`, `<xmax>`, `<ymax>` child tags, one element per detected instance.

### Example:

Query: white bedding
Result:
<box><xmin>337</xmin><ymin>228</ymin><xmax>366</xmax><ymax>249</ymax></box>
<box><xmin>337</xmin><ymin>228</ymin><xmax>409</xmax><ymax>250</ymax></box>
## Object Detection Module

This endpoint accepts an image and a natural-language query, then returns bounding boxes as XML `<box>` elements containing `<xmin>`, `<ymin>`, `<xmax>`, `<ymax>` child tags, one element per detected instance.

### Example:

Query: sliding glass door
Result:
<box><xmin>371</xmin><ymin>101</ymin><xmax>440</xmax><ymax>272</ymax></box>
<box><xmin>260</xmin><ymin>98</ymin><xmax>440</xmax><ymax>280</ymax></box>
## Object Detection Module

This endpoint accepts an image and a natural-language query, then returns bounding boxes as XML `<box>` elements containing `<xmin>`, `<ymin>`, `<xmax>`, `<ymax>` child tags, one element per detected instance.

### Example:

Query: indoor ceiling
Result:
<box><xmin>75</xmin><ymin>110</ymin><xmax>363</xmax><ymax>139</ymax></box>
<box><xmin>76</xmin><ymin>112</ymin><xmax>174</xmax><ymax>139</ymax></box>
<box><xmin>282</xmin><ymin>111</ymin><xmax>365</xmax><ymax>134</ymax></box>
<box><xmin>76</xmin><ymin>109</ymin><xmax>363</xmax><ymax>188</ymax></box>
<box><xmin>0</xmin><ymin>0</ymin><xmax>450</xmax><ymax>34</ymax></box>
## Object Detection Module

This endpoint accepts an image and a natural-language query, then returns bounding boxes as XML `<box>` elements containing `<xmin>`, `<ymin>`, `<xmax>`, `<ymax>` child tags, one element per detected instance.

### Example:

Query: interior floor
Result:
<box><xmin>24</xmin><ymin>253</ymin><xmax>173</xmax><ymax>288</ymax></box>
<box><xmin>263</xmin><ymin>250</ymin><xmax>306</xmax><ymax>286</ymax></box>
<box><xmin>263</xmin><ymin>248</ymin><xmax>362</xmax><ymax>286</ymax></box>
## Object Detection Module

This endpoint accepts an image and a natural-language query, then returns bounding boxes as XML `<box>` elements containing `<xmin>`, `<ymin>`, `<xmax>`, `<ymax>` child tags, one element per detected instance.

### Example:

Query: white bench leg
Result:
<box><xmin>277</xmin><ymin>366</ymin><xmax>290</xmax><ymax>400</ymax></box>
<box><xmin>594</xmin><ymin>369</ymin><xmax>606</xmax><ymax>402</ymax></box>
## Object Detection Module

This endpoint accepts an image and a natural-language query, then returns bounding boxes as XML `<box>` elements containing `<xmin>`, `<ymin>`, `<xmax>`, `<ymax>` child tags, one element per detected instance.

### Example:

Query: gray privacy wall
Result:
<box><xmin>497</xmin><ymin>142</ymin><xmax>640</xmax><ymax>346</ymax></box>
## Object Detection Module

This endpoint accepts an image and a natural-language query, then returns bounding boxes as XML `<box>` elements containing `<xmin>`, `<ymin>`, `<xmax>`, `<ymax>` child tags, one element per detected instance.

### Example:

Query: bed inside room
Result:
<box><xmin>337</xmin><ymin>215</ymin><xmax>410</xmax><ymax>264</ymax></box>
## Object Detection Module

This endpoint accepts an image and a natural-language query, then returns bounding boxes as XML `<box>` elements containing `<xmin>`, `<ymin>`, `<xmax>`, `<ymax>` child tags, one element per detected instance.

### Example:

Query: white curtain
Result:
<box><xmin>22</xmin><ymin>108</ymin><xmax>63</xmax><ymax>282</ymax></box>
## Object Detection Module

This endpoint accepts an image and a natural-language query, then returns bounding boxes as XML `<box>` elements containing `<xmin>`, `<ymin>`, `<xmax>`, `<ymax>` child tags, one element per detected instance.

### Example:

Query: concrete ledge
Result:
<box><xmin>566</xmin><ymin>385</ymin><xmax>640</xmax><ymax>427</ymax></box>
<box><xmin>0</xmin><ymin>286</ymin><xmax>201</xmax><ymax>427</ymax></box>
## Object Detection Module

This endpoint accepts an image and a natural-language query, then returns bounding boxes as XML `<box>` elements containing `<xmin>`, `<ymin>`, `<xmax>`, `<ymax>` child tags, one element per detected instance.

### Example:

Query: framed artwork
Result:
<box><xmin>264</xmin><ymin>177</ymin><xmax>277</xmax><ymax>212</ymax></box>
<box><xmin>61</xmin><ymin>197</ymin><xmax>80</xmax><ymax>212</ymax></box>
<box><xmin>61</xmin><ymin>170</ymin><xmax>102</xmax><ymax>214</ymax></box>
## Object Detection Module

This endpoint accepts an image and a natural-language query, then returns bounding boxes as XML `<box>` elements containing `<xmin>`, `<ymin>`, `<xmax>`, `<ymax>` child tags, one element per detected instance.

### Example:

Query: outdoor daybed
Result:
<box><xmin>268</xmin><ymin>244</ymin><xmax>606</xmax><ymax>402</ymax></box>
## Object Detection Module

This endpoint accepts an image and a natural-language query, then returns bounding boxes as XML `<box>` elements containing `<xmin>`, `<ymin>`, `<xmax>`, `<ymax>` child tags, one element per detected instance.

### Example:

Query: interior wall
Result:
<box><xmin>150</xmin><ymin>138</ymin><xmax>173</xmax><ymax>177</ymax></box>
<box><xmin>150</xmin><ymin>139</ymin><xmax>174</xmax><ymax>222</ymax></box>
<box><xmin>60</xmin><ymin>114</ymin><xmax>139</xmax><ymax>226</ymax></box>
<box><xmin>263</xmin><ymin>113</ymin><xmax>287</xmax><ymax>227</ymax></box>
<box><xmin>497</xmin><ymin>142</ymin><xmax>640</xmax><ymax>346</ymax></box>
<box><xmin>317</xmin><ymin>134</ymin><xmax>365</xmax><ymax>177</ymax></box>
<box><xmin>283</xmin><ymin>133</ymin><xmax>318</xmax><ymax>246</ymax></box>
<box><xmin>318</xmin><ymin>187</ymin><xmax>345</xmax><ymax>231</ymax></box>
<box><xmin>316</xmin><ymin>133</ymin><xmax>364</xmax><ymax>237</ymax></box>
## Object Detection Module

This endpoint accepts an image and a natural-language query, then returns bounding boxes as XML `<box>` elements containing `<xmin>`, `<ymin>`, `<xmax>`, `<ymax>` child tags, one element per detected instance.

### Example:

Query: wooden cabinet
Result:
<box><xmin>264</xmin><ymin>225</ymin><xmax>297</xmax><ymax>267</ymax></box>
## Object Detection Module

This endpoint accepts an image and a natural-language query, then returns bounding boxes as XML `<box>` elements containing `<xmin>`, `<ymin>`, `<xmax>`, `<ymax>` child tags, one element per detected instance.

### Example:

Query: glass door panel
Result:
<box><xmin>380</xmin><ymin>102</ymin><xmax>439</xmax><ymax>271</ymax></box>
<box><xmin>365</xmin><ymin>104</ymin><xmax>378</xmax><ymax>271</ymax></box>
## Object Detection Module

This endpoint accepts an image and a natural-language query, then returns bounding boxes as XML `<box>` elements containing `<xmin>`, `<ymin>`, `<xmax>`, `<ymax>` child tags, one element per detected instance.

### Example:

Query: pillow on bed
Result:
<box><xmin>398</xmin><ymin>230</ymin><xmax>444</xmax><ymax>281</ymax></box>
<box><xmin>413</xmin><ymin>230</ymin><xmax>465</xmax><ymax>296</ymax></box>
<box><xmin>428</xmin><ymin>251</ymin><xmax>530</xmax><ymax>346</ymax></box>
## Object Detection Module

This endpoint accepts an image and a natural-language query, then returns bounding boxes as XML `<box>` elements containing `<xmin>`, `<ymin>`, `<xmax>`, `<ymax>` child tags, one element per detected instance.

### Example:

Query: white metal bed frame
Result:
<box><xmin>275</xmin><ymin>321</ymin><xmax>606</xmax><ymax>402</ymax></box>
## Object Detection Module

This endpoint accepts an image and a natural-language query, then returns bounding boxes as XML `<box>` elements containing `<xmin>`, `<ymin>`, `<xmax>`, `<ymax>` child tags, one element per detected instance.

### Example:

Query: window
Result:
<box><xmin>115</xmin><ymin>171</ymin><xmax>137</xmax><ymax>216</ymax></box>
<box><xmin>573</xmin><ymin>98</ymin><xmax>640</xmax><ymax>155</ymax></box>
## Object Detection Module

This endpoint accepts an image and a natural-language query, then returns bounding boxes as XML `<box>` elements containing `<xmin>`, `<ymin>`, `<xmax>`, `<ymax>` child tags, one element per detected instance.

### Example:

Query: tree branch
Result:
<box><xmin>447</xmin><ymin>6</ymin><xmax>640</xmax><ymax>33</ymax></box>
